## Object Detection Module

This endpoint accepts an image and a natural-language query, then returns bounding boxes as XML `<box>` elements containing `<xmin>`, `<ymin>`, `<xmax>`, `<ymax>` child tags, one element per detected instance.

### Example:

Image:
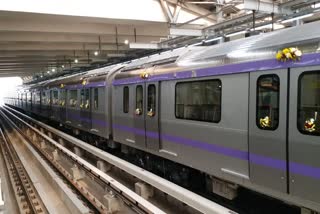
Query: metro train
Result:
<box><xmin>6</xmin><ymin>21</ymin><xmax>320</xmax><ymax>212</ymax></box>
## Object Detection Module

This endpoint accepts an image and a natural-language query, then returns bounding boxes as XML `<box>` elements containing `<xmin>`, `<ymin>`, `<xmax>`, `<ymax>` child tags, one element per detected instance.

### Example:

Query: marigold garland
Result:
<box><xmin>276</xmin><ymin>47</ymin><xmax>302</xmax><ymax>61</ymax></box>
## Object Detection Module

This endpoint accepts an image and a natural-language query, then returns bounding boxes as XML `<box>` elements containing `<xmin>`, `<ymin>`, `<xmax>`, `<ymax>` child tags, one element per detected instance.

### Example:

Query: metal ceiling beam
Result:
<box><xmin>0</xmin><ymin>19</ymin><xmax>168</xmax><ymax>36</ymax></box>
<box><xmin>244</xmin><ymin>0</ymin><xmax>280</xmax><ymax>13</ymax></box>
<box><xmin>280</xmin><ymin>0</ymin><xmax>320</xmax><ymax>9</ymax></box>
<box><xmin>0</xmin><ymin>43</ymin><xmax>129</xmax><ymax>51</ymax></box>
<box><xmin>175</xmin><ymin>11</ymin><xmax>215</xmax><ymax>27</ymax></box>
<box><xmin>159</xmin><ymin>0</ymin><xmax>173</xmax><ymax>22</ymax></box>
<box><xmin>164</xmin><ymin>0</ymin><xmax>217</xmax><ymax>22</ymax></box>
<box><xmin>129</xmin><ymin>43</ymin><xmax>160</xmax><ymax>49</ymax></box>
<box><xmin>169</xmin><ymin>28</ymin><xmax>202</xmax><ymax>36</ymax></box>
<box><xmin>0</xmin><ymin>50</ymin><xmax>128</xmax><ymax>57</ymax></box>
<box><xmin>0</xmin><ymin>32</ymin><xmax>162</xmax><ymax>44</ymax></box>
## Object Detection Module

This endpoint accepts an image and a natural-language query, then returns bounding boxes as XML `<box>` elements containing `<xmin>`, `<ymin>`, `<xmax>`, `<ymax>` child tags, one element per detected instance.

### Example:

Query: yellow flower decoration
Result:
<box><xmin>260</xmin><ymin>116</ymin><xmax>271</xmax><ymax>128</ymax></box>
<box><xmin>304</xmin><ymin>118</ymin><xmax>316</xmax><ymax>132</ymax></box>
<box><xmin>140</xmin><ymin>72</ymin><xmax>149</xmax><ymax>79</ymax></box>
<box><xmin>147</xmin><ymin>109</ymin><xmax>155</xmax><ymax>117</ymax></box>
<box><xmin>276</xmin><ymin>47</ymin><xmax>302</xmax><ymax>62</ymax></box>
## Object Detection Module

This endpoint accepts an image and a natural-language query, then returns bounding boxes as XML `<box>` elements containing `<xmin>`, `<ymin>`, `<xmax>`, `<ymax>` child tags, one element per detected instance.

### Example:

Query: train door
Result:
<box><xmin>134</xmin><ymin>84</ymin><xmax>146</xmax><ymax>147</ymax></box>
<box><xmin>249</xmin><ymin>69</ymin><xmax>288</xmax><ymax>193</ymax></box>
<box><xmin>288</xmin><ymin>67</ymin><xmax>320</xmax><ymax>203</ymax></box>
<box><xmin>91</xmin><ymin>87</ymin><xmax>105</xmax><ymax>134</ymax></box>
<box><xmin>59</xmin><ymin>89</ymin><xmax>66</xmax><ymax>122</ymax></box>
<box><xmin>80</xmin><ymin>88</ymin><xmax>91</xmax><ymax>129</ymax></box>
<box><xmin>49</xmin><ymin>90</ymin><xmax>53</xmax><ymax>118</ymax></box>
<box><xmin>145</xmin><ymin>82</ymin><xmax>160</xmax><ymax>150</ymax></box>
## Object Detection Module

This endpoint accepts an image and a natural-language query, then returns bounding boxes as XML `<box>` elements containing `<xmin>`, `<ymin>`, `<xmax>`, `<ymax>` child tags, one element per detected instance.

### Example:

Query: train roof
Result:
<box><xmin>19</xmin><ymin>20</ymin><xmax>320</xmax><ymax>90</ymax></box>
<box><xmin>114</xmin><ymin>20</ymin><xmax>320</xmax><ymax>81</ymax></box>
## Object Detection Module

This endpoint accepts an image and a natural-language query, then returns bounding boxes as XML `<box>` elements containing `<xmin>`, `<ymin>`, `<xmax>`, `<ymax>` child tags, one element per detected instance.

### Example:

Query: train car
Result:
<box><xmin>6</xmin><ymin>20</ymin><xmax>320</xmax><ymax>212</ymax></box>
<box><xmin>111</xmin><ymin>21</ymin><xmax>320</xmax><ymax>212</ymax></box>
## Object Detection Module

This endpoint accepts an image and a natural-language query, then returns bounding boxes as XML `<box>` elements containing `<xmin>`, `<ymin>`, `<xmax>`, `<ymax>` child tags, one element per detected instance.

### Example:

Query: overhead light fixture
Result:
<box><xmin>187</xmin><ymin>1</ymin><xmax>222</xmax><ymax>4</ymax></box>
<box><xmin>254</xmin><ymin>23</ymin><xmax>285</xmax><ymax>30</ymax></box>
<box><xmin>190</xmin><ymin>42</ymin><xmax>203</xmax><ymax>47</ymax></box>
<box><xmin>51</xmin><ymin>68</ymin><xmax>55</xmax><ymax>72</ymax></box>
<box><xmin>40</xmin><ymin>75</ymin><xmax>43</xmax><ymax>78</ymax></box>
<box><xmin>281</xmin><ymin>13</ymin><xmax>314</xmax><ymax>23</ymax></box>
<box><xmin>204</xmin><ymin>37</ymin><xmax>223</xmax><ymax>43</ymax></box>
<box><xmin>61</xmin><ymin>65</ymin><xmax>65</xmax><ymax>68</ymax></box>
<box><xmin>124</xmin><ymin>39</ymin><xmax>129</xmax><ymax>45</ymax></box>
<box><xmin>225</xmin><ymin>30</ymin><xmax>247</xmax><ymax>37</ymax></box>
<box><xmin>74</xmin><ymin>58</ymin><xmax>78</xmax><ymax>63</ymax></box>
<box><xmin>47</xmin><ymin>71</ymin><xmax>50</xmax><ymax>74</ymax></box>
<box><xmin>94</xmin><ymin>51</ymin><xmax>99</xmax><ymax>56</ymax></box>
<box><xmin>264</xmin><ymin>17</ymin><xmax>272</xmax><ymax>21</ymax></box>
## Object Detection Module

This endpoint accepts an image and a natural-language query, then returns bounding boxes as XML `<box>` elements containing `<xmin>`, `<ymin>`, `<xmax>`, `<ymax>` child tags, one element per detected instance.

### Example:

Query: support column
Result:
<box><xmin>74</xmin><ymin>147</ymin><xmax>83</xmax><ymax>157</ymax></box>
<box><xmin>97</xmin><ymin>160</ymin><xmax>111</xmax><ymax>173</ymax></box>
<box><xmin>58</xmin><ymin>138</ymin><xmax>65</xmax><ymax>147</ymax></box>
<box><xmin>47</xmin><ymin>132</ymin><xmax>53</xmax><ymax>139</ymax></box>
<box><xmin>134</xmin><ymin>182</ymin><xmax>154</xmax><ymax>199</ymax></box>
<box><xmin>71</xmin><ymin>165</ymin><xmax>85</xmax><ymax>181</ymax></box>
<box><xmin>103</xmin><ymin>191</ymin><xmax>120</xmax><ymax>213</ymax></box>
<box><xmin>40</xmin><ymin>140</ymin><xmax>46</xmax><ymax>149</ymax></box>
<box><xmin>52</xmin><ymin>149</ymin><xmax>60</xmax><ymax>161</ymax></box>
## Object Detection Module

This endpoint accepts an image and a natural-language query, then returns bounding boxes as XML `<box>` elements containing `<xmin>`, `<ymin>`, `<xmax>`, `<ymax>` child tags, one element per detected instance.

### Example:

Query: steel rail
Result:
<box><xmin>3</xmin><ymin>105</ymin><xmax>236</xmax><ymax>214</ymax></box>
<box><xmin>1</xmin><ymin>107</ymin><xmax>167</xmax><ymax>214</ymax></box>
<box><xmin>0</xmin><ymin>123</ymin><xmax>48</xmax><ymax>214</ymax></box>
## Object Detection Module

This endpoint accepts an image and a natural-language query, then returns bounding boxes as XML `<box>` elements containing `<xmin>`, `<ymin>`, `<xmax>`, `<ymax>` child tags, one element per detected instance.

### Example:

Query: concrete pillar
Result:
<box><xmin>48</xmin><ymin>132</ymin><xmax>53</xmax><ymax>139</ymax></box>
<box><xmin>40</xmin><ymin>140</ymin><xmax>46</xmax><ymax>149</ymax></box>
<box><xmin>121</xmin><ymin>145</ymin><xmax>129</xmax><ymax>154</ymax></box>
<box><xmin>134</xmin><ymin>182</ymin><xmax>154</xmax><ymax>199</ymax></box>
<box><xmin>52</xmin><ymin>149</ymin><xmax>60</xmax><ymax>161</ymax></box>
<box><xmin>32</xmin><ymin>133</ymin><xmax>38</xmax><ymax>142</ymax></box>
<box><xmin>103</xmin><ymin>191</ymin><xmax>120</xmax><ymax>213</ymax></box>
<box><xmin>58</xmin><ymin>138</ymin><xmax>65</xmax><ymax>147</ymax></box>
<box><xmin>74</xmin><ymin>129</ymin><xmax>80</xmax><ymax>135</ymax></box>
<box><xmin>74</xmin><ymin>147</ymin><xmax>83</xmax><ymax>157</ymax></box>
<box><xmin>97</xmin><ymin>160</ymin><xmax>111</xmax><ymax>173</ymax></box>
<box><xmin>71</xmin><ymin>165</ymin><xmax>85</xmax><ymax>181</ymax></box>
<box><xmin>26</xmin><ymin>128</ymin><xmax>31</xmax><ymax>137</ymax></box>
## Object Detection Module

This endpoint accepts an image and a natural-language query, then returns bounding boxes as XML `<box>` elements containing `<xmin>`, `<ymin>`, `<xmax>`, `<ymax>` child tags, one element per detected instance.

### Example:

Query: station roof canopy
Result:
<box><xmin>0</xmin><ymin>0</ymin><xmax>319</xmax><ymax>82</ymax></box>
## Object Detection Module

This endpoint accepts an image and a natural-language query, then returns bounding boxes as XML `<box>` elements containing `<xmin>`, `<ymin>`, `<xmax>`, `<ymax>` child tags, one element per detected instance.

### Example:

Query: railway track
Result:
<box><xmin>0</xmin><ymin>127</ymin><xmax>48</xmax><ymax>214</ymax></box>
<box><xmin>0</xmin><ymin>108</ymin><xmax>168</xmax><ymax>214</ymax></box>
<box><xmin>1</xmin><ymin>105</ymin><xmax>235</xmax><ymax>214</ymax></box>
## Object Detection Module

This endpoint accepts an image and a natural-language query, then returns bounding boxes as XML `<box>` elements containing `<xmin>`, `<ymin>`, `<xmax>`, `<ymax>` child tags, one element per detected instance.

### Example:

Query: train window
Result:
<box><xmin>298</xmin><ymin>71</ymin><xmax>320</xmax><ymax>135</ymax></box>
<box><xmin>256</xmin><ymin>74</ymin><xmax>279</xmax><ymax>130</ymax></box>
<box><xmin>32</xmin><ymin>93</ymin><xmax>35</xmax><ymax>104</ymax></box>
<box><xmin>46</xmin><ymin>91</ymin><xmax>51</xmax><ymax>105</ymax></box>
<box><xmin>69</xmin><ymin>90</ymin><xmax>77</xmax><ymax>107</ymax></box>
<box><xmin>147</xmin><ymin>85</ymin><xmax>156</xmax><ymax>117</ymax></box>
<box><xmin>60</xmin><ymin>90</ymin><xmax>66</xmax><ymax>106</ymax></box>
<box><xmin>52</xmin><ymin>91</ymin><xmax>59</xmax><ymax>105</ymax></box>
<box><xmin>94</xmin><ymin>88</ymin><xmax>98</xmax><ymax>110</ymax></box>
<box><xmin>80</xmin><ymin>89</ymin><xmax>90</xmax><ymax>109</ymax></box>
<box><xmin>175</xmin><ymin>79</ymin><xmax>221</xmax><ymax>123</ymax></box>
<box><xmin>123</xmin><ymin>86</ymin><xmax>129</xmax><ymax>113</ymax></box>
<box><xmin>28</xmin><ymin>92</ymin><xmax>32</xmax><ymax>103</ymax></box>
<box><xmin>41</xmin><ymin>92</ymin><xmax>46</xmax><ymax>104</ymax></box>
<box><xmin>135</xmin><ymin>85</ymin><xmax>143</xmax><ymax>115</ymax></box>
<box><xmin>36</xmin><ymin>92</ymin><xmax>40</xmax><ymax>104</ymax></box>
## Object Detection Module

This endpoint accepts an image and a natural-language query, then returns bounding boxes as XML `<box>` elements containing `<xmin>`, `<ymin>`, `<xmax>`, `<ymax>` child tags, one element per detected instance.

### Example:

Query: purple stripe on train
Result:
<box><xmin>113</xmin><ymin>123</ymin><xmax>320</xmax><ymax>180</ymax></box>
<box><xmin>112</xmin><ymin>52</ymin><xmax>320</xmax><ymax>86</ymax></box>
<box><xmin>65</xmin><ymin>81</ymin><xmax>106</xmax><ymax>89</ymax></box>
<box><xmin>67</xmin><ymin>113</ymin><xmax>107</xmax><ymax>126</ymax></box>
<box><xmin>65</xmin><ymin>116</ymin><xmax>320</xmax><ymax>180</ymax></box>
<box><xmin>290</xmin><ymin>162</ymin><xmax>320</xmax><ymax>179</ymax></box>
